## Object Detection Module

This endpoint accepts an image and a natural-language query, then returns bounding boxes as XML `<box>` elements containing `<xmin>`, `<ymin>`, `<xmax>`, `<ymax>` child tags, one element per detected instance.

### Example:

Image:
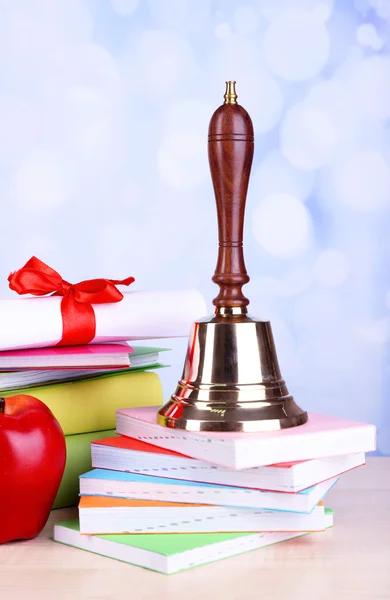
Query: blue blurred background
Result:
<box><xmin>0</xmin><ymin>0</ymin><xmax>389</xmax><ymax>453</ymax></box>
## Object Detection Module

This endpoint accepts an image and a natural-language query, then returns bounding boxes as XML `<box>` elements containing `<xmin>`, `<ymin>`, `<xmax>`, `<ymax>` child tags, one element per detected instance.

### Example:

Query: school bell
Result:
<box><xmin>157</xmin><ymin>82</ymin><xmax>308</xmax><ymax>432</ymax></box>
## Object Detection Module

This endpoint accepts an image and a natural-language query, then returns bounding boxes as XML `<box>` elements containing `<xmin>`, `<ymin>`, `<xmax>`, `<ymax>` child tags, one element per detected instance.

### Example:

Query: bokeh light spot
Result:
<box><xmin>157</xmin><ymin>130</ymin><xmax>207</xmax><ymax>189</ymax></box>
<box><xmin>111</xmin><ymin>0</ymin><xmax>138</xmax><ymax>16</ymax></box>
<box><xmin>233</xmin><ymin>5</ymin><xmax>260</xmax><ymax>35</ymax></box>
<box><xmin>356</xmin><ymin>23</ymin><xmax>384</xmax><ymax>50</ymax></box>
<box><xmin>237</xmin><ymin>71</ymin><xmax>284</xmax><ymax>134</ymax></box>
<box><xmin>10</xmin><ymin>154</ymin><xmax>67</xmax><ymax>210</ymax></box>
<box><xmin>260</xmin><ymin>0</ymin><xmax>333</xmax><ymax>23</ymax></box>
<box><xmin>280</xmin><ymin>104</ymin><xmax>340</xmax><ymax>170</ymax></box>
<box><xmin>332</xmin><ymin>150</ymin><xmax>390</xmax><ymax>211</ymax></box>
<box><xmin>313</xmin><ymin>249</ymin><xmax>350</xmax><ymax>287</ymax></box>
<box><xmin>251</xmin><ymin>149</ymin><xmax>315</xmax><ymax>201</ymax></box>
<box><xmin>252</xmin><ymin>193</ymin><xmax>312</xmax><ymax>256</ymax></box>
<box><xmin>349</xmin><ymin>56</ymin><xmax>390</xmax><ymax>120</ymax></box>
<box><xmin>264</xmin><ymin>12</ymin><xmax>330</xmax><ymax>81</ymax></box>
<box><xmin>215</xmin><ymin>22</ymin><xmax>231</xmax><ymax>38</ymax></box>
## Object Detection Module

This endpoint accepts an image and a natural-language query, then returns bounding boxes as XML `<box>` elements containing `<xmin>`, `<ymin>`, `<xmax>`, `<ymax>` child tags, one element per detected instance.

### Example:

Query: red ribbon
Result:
<box><xmin>8</xmin><ymin>256</ymin><xmax>135</xmax><ymax>346</ymax></box>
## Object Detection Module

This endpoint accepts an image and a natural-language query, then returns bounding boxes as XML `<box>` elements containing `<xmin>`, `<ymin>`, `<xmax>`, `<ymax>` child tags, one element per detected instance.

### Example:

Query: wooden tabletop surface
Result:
<box><xmin>0</xmin><ymin>457</ymin><xmax>389</xmax><ymax>600</ymax></box>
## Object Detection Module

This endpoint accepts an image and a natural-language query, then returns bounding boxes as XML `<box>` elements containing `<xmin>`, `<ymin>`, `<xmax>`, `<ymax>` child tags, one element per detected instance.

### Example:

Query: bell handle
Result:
<box><xmin>208</xmin><ymin>81</ymin><xmax>254</xmax><ymax>313</ymax></box>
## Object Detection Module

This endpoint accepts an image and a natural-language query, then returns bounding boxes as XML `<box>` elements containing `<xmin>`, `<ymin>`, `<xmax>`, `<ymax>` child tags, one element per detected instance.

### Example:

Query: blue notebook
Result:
<box><xmin>79</xmin><ymin>468</ymin><xmax>338</xmax><ymax>513</ymax></box>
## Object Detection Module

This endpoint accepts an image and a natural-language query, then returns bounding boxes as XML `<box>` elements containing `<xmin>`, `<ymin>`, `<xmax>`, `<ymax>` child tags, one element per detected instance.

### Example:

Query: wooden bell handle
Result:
<box><xmin>208</xmin><ymin>81</ymin><xmax>254</xmax><ymax>311</ymax></box>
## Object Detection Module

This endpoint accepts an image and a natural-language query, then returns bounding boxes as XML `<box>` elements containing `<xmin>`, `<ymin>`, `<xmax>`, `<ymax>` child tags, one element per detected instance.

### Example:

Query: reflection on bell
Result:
<box><xmin>157</xmin><ymin>82</ymin><xmax>308</xmax><ymax>432</ymax></box>
<box><xmin>157</xmin><ymin>311</ymin><xmax>308</xmax><ymax>432</ymax></box>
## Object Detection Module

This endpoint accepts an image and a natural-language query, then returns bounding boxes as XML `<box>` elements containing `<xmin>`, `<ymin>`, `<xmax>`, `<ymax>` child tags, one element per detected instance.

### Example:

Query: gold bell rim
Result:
<box><xmin>157</xmin><ymin>409</ymin><xmax>309</xmax><ymax>433</ymax></box>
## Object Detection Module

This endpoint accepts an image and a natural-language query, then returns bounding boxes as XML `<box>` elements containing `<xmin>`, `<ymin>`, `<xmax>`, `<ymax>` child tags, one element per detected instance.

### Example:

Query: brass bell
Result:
<box><xmin>157</xmin><ymin>82</ymin><xmax>308</xmax><ymax>432</ymax></box>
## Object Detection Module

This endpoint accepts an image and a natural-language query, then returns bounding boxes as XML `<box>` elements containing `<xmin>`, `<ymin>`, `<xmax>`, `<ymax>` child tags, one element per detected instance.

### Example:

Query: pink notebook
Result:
<box><xmin>0</xmin><ymin>343</ymin><xmax>133</xmax><ymax>370</ymax></box>
<box><xmin>115</xmin><ymin>406</ymin><xmax>376</xmax><ymax>469</ymax></box>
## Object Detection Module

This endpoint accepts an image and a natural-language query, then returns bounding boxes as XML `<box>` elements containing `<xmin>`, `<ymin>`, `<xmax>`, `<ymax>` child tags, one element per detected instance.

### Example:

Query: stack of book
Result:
<box><xmin>0</xmin><ymin>284</ymin><xmax>207</xmax><ymax>510</ymax></box>
<box><xmin>0</xmin><ymin>343</ymin><xmax>168</xmax><ymax>508</ymax></box>
<box><xmin>53</xmin><ymin>405</ymin><xmax>376</xmax><ymax>574</ymax></box>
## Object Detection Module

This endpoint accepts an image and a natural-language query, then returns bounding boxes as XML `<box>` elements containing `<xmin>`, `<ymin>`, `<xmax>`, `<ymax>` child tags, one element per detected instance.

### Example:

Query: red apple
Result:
<box><xmin>0</xmin><ymin>394</ymin><xmax>66</xmax><ymax>543</ymax></box>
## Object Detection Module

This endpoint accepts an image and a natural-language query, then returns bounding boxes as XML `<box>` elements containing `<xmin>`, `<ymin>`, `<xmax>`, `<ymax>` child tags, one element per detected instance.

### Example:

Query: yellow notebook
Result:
<box><xmin>1</xmin><ymin>370</ymin><xmax>163</xmax><ymax>436</ymax></box>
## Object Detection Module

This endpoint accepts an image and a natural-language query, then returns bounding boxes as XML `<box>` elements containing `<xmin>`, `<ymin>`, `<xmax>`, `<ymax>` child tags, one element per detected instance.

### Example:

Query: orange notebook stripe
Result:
<box><xmin>79</xmin><ymin>496</ymin><xmax>324</xmax><ymax>510</ymax></box>
<box><xmin>79</xmin><ymin>496</ymin><xmax>212</xmax><ymax>509</ymax></box>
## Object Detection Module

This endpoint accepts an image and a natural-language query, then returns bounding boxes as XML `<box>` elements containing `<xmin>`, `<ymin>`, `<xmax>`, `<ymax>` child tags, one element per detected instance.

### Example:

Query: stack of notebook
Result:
<box><xmin>53</xmin><ymin>405</ymin><xmax>376</xmax><ymax>574</ymax></box>
<box><xmin>0</xmin><ymin>270</ymin><xmax>207</xmax><ymax>510</ymax></box>
<box><xmin>0</xmin><ymin>343</ymin><xmax>169</xmax><ymax>508</ymax></box>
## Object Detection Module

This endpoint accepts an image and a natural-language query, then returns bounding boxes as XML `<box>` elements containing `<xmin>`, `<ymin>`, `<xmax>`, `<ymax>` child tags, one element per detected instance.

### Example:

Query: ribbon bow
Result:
<box><xmin>8</xmin><ymin>256</ymin><xmax>135</xmax><ymax>346</ymax></box>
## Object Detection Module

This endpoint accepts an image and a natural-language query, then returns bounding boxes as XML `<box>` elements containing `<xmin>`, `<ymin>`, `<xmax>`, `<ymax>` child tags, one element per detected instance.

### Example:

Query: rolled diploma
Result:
<box><xmin>0</xmin><ymin>289</ymin><xmax>207</xmax><ymax>351</ymax></box>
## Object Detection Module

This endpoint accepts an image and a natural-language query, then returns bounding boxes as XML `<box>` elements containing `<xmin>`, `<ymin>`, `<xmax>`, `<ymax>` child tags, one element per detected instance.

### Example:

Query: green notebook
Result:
<box><xmin>53</xmin><ymin>430</ymin><xmax>116</xmax><ymax>509</ymax></box>
<box><xmin>53</xmin><ymin>511</ymin><xmax>333</xmax><ymax>575</ymax></box>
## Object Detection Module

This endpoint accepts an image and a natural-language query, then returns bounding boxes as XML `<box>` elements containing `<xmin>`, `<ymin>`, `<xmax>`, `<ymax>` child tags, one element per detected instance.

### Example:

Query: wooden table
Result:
<box><xmin>1</xmin><ymin>457</ymin><xmax>389</xmax><ymax>600</ymax></box>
